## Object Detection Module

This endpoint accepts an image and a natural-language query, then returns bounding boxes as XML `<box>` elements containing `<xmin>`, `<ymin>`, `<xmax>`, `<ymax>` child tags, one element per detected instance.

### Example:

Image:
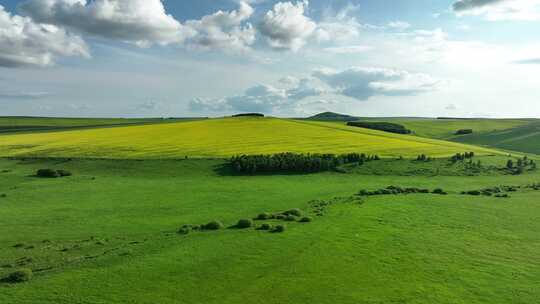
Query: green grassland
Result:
<box><xmin>452</xmin><ymin>121</ymin><xmax>540</xmax><ymax>155</ymax></box>
<box><xmin>0</xmin><ymin>117</ymin><xmax>500</xmax><ymax>159</ymax></box>
<box><xmin>1</xmin><ymin>157</ymin><xmax>540</xmax><ymax>303</ymax></box>
<box><xmin>358</xmin><ymin>117</ymin><xmax>533</xmax><ymax>140</ymax></box>
<box><xmin>329</xmin><ymin>117</ymin><xmax>538</xmax><ymax>154</ymax></box>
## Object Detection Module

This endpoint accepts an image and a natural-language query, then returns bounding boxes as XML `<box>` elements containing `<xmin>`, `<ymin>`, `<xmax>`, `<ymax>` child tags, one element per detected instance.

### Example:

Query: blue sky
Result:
<box><xmin>1</xmin><ymin>0</ymin><xmax>540</xmax><ymax>118</ymax></box>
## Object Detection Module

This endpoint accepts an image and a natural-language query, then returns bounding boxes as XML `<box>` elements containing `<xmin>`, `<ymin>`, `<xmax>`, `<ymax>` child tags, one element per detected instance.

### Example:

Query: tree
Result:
<box><xmin>506</xmin><ymin>160</ymin><xmax>514</xmax><ymax>169</ymax></box>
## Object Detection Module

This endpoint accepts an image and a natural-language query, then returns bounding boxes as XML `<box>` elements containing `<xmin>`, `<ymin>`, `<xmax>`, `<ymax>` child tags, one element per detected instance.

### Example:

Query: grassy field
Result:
<box><xmin>453</xmin><ymin>121</ymin><xmax>540</xmax><ymax>155</ymax></box>
<box><xmin>357</xmin><ymin>118</ymin><xmax>533</xmax><ymax>140</ymax></box>
<box><xmin>0</xmin><ymin>117</ymin><xmax>200</xmax><ymax>134</ymax></box>
<box><xmin>0</xmin><ymin>117</ymin><xmax>500</xmax><ymax>159</ymax></box>
<box><xmin>1</xmin><ymin>157</ymin><xmax>539</xmax><ymax>303</ymax></box>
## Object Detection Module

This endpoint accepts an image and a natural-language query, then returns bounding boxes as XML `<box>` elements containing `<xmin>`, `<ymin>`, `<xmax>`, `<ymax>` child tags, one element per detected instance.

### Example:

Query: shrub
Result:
<box><xmin>178</xmin><ymin>225</ymin><xmax>193</xmax><ymax>235</ymax></box>
<box><xmin>299</xmin><ymin>216</ymin><xmax>313</xmax><ymax>223</ymax></box>
<box><xmin>432</xmin><ymin>188</ymin><xmax>447</xmax><ymax>195</ymax></box>
<box><xmin>283</xmin><ymin>208</ymin><xmax>303</xmax><ymax>217</ymax></box>
<box><xmin>255</xmin><ymin>212</ymin><xmax>271</xmax><ymax>220</ymax></box>
<box><xmin>284</xmin><ymin>215</ymin><xmax>297</xmax><ymax>222</ymax></box>
<box><xmin>36</xmin><ymin>169</ymin><xmax>59</xmax><ymax>178</ymax></box>
<box><xmin>178</xmin><ymin>227</ymin><xmax>191</xmax><ymax>235</ymax></box>
<box><xmin>275</xmin><ymin>214</ymin><xmax>286</xmax><ymax>220</ymax></box>
<box><xmin>5</xmin><ymin>269</ymin><xmax>32</xmax><ymax>283</ymax></box>
<box><xmin>455</xmin><ymin>129</ymin><xmax>473</xmax><ymax>135</ymax></box>
<box><xmin>259</xmin><ymin>223</ymin><xmax>273</xmax><ymax>230</ymax></box>
<box><xmin>273</xmin><ymin>225</ymin><xmax>286</xmax><ymax>233</ymax></box>
<box><xmin>236</xmin><ymin>219</ymin><xmax>253</xmax><ymax>229</ymax></box>
<box><xmin>202</xmin><ymin>220</ymin><xmax>223</xmax><ymax>230</ymax></box>
<box><xmin>56</xmin><ymin>170</ymin><xmax>72</xmax><ymax>177</ymax></box>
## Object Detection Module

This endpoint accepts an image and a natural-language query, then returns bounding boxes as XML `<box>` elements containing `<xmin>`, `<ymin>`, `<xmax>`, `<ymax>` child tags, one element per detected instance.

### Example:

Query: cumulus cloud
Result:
<box><xmin>184</xmin><ymin>2</ymin><xmax>255</xmax><ymax>52</ymax></box>
<box><xmin>313</xmin><ymin>67</ymin><xmax>439</xmax><ymax>100</ymax></box>
<box><xmin>19</xmin><ymin>0</ymin><xmax>189</xmax><ymax>47</ymax></box>
<box><xmin>0</xmin><ymin>5</ymin><xmax>89</xmax><ymax>68</ymax></box>
<box><xmin>259</xmin><ymin>0</ymin><xmax>316</xmax><ymax>51</ymax></box>
<box><xmin>453</xmin><ymin>0</ymin><xmax>540</xmax><ymax>21</ymax></box>
<box><xmin>315</xmin><ymin>3</ymin><xmax>362</xmax><ymax>43</ymax></box>
<box><xmin>191</xmin><ymin>66</ymin><xmax>440</xmax><ymax>113</ymax></box>
<box><xmin>190</xmin><ymin>78</ymin><xmax>324</xmax><ymax>113</ymax></box>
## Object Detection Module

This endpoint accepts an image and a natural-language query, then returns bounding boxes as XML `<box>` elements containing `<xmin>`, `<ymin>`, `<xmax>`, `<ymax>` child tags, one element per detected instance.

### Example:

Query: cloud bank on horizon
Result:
<box><xmin>1</xmin><ymin>0</ymin><xmax>540</xmax><ymax>118</ymax></box>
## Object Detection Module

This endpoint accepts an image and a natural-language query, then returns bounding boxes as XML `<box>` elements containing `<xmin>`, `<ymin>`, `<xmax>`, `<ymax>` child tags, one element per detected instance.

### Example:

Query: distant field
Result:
<box><xmin>359</xmin><ymin>118</ymin><xmax>533</xmax><ymax>140</ymax></box>
<box><xmin>453</xmin><ymin>121</ymin><xmax>540</xmax><ymax>155</ymax></box>
<box><xmin>0</xmin><ymin>117</ymin><xmax>199</xmax><ymax>134</ymax></box>
<box><xmin>0</xmin><ymin>117</ymin><xmax>500</xmax><ymax>159</ymax></box>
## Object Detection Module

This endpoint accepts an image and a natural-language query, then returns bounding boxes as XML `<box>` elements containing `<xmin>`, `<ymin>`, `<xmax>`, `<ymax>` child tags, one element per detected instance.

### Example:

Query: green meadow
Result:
<box><xmin>0</xmin><ymin>116</ymin><xmax>539</xmax><ymax>304</ymax></box>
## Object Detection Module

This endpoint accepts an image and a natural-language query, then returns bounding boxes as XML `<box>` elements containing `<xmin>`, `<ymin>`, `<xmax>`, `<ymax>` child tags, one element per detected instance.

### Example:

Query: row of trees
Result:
<box><xmin>346</xmin><ymin>122</ymin><xmax>412</xmax><ymax>134</ymax></box>
<box><xmin>451</xmin><ymin>152</ymin><xmax>475</xmax><ymax>162</ymax></box>
<box><xmin>506</xmin><ymin>156</ymin><xmax>536</xmax><ymax>174</ymax></box>
<box><xmin>230</xmin><ymin>153</ymin><xmax>380</xmax><ymax>174</ymax></box>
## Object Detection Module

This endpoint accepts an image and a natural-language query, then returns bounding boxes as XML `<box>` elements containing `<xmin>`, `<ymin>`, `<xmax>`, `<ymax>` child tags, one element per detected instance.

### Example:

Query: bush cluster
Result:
<box><xmin>4</xmin><ymin>269</ymin><xmax>32</xmax><ymax>283</ymax></box>
<box><xmin>273</xmin><ymin>225</ymin><xmax>286</xmax><ymax>233</ymax></box>
<box><xmin>432</xmin><ymin>188</ymin><xmax>448</xmax><ymax>195</ymax></box>
<box><xmin>455</xmin><ymin>129</ymin><xmax>473</xmax><ymax>135</ymax></box>
<box><xmin>299</xmin><ymin>216</ymin><xmax>313</xmax><ymax>223</ymax></box>
<box><xmin>36</xmin><ymin>169</ymin><xmax>72</xmax><ymax>178</ymax></box>
<box><xmin>258</xmin><ymin>223</ymin><xmax>273</xmax><ymax>230</ymax></box>
<box><xmin>450</xmin><ymin>152</ymin><xmax>475</xmax><ymax>162</ymax></box>
<box><xmin>236</xmin><ymin>219</ymin><xmax>253</xmax><ymax>229</ymax></box>
<box><xmin>506</xmin><ymin>156</ymin><xmax>536</xmax><ymax>175</ymax></box>
<box><xmin>230</xmin><ymin>153</ymin><xmax>379</xmax><ymax>174</ymax></box>
<box><xmin>358</xmin><ymin>186</ymin><xmax>431</xmax><ymax>196</ymax></box>
<box><xmin>201</xmin><ymin>220</ymin><xmax>223</xmax><ymax>230</ymax></box>
<box><xmin>461</xmin><ymin>186</ymin><xmax>518</xmax><ymax>196</ymax></box>
<box><xmin>346</xmin><ymin>122</ymin><xmax>412</xmax><ymax>134</ymax></box>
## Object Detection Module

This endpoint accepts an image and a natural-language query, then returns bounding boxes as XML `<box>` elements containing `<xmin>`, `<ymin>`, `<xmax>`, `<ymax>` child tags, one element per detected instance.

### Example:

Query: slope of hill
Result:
<box><xmin>452</xmin><ymin>121</ymin><xmax>540</xmax><ymax>155</ymax></box>
<box><xmin>364</xmin><ymin>118</ymin><xmax>533</xmax><ymax>140</ymax></box>
<box><xmin>0</xmin><ymin>117</ymin><xmax>499</xmax><ymax>159</ymax></box>
<box><xmin>0</xmin><ymin>117</ymin><xmax>199</xmax><ymax>134</ymax></box>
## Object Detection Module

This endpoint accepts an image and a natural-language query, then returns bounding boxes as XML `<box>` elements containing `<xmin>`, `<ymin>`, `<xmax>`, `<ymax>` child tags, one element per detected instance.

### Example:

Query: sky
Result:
<box><xmin>1</xmin><ymin>0</ymin><xmax>539</xmax><ymax>118</ymax></box>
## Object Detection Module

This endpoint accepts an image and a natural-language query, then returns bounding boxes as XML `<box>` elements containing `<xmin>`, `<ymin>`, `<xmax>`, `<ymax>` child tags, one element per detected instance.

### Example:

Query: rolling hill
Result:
<box><xmin>452</xmin><ymin>121</ymin><xmax>540</xmax><ymax>155</ymax></box>
<box><xmin>0</xmin><ymin>117</ymin><xmax>499</xmax><ymax>159</ymax></box>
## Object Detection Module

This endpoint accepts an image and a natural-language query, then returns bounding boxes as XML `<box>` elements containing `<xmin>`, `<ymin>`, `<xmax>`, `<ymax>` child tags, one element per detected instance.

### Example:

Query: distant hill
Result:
<box><xmin>307</xmin><ymin>112</ymin><xmax>359</xmax><ymax>121</ymax></box>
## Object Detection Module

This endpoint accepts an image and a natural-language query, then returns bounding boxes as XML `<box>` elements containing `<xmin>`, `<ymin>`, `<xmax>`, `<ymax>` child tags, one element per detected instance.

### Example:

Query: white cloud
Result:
<box><xmin>453</xmin><ymin>0</ymin><xmax>540</xmax><ymax>21</ymax></box>
<box><xmin>191</xmin><ymin>66</ymin><xmax>440</xmax><ymax>114</ymax></box>
<box><xmin>259</xmin><ymin>0</ymin><xmax>316</xmax><ymax>51</ymax></box>
<box><xmin>0</xmin><ymin>5</ymin><xmax>89</xmax><ymax>68</ymax></box>
<box><xmin>313</xmin><ymin>67</ymin><xmax>440</xmax><ymax>100</ymax></box>
<box><xmin>323</xmin><ymin>45</ymin><xmax>371</xmax><ymax>54</ymax></box>
<box><xmin>315</xmin><ymin>3</ymin><xmax>362</xmax><ymax>43</ymax></box>
<box><xmin>387</xmin><ymin>21</ymin><xmax>411</xmax><ymax>30</ymax></box>
<box><xmin>0</xmin><ymin>90</ymin><xmax>50</xmax><ymax>99</ymax></box>
<box><xmin>19</xmin><ymin>0</ymin><xmax>190</xmax><ymax>47</ymax></box>
<box><xmin>184</xmin><ymin>2</ymin><xmax>255</xmax><ymax>52</ymax></box>
<box><xmin>190</xmin><ymin>77</ymin><xmax>325</xmax><ymax>113</ymax></box>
